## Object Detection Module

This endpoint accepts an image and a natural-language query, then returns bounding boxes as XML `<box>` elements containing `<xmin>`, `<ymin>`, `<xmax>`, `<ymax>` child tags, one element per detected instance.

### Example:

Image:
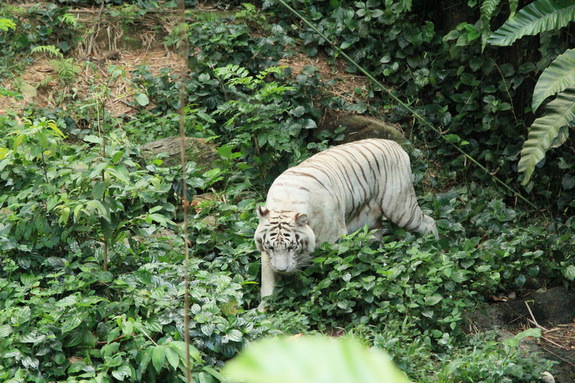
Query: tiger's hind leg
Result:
<box><xmin>380</xmin><ymin>177</ymin><xmax>438</xmax><ymax>239</ymax></box>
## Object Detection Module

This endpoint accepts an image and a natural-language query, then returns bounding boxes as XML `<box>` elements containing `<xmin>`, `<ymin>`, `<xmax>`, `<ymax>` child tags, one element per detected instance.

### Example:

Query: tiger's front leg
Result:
<box><xmin>258</xmin><ymin>251</ymin><xmax>275</xmax><ymax>312</ymax></box>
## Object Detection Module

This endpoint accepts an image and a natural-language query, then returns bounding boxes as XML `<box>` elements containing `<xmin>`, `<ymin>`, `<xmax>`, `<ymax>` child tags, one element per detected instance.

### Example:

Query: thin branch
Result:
<box><xmin>177</xmin><ymin>1</ymin><xmax>193</xmax><ymax>382</ymax></box>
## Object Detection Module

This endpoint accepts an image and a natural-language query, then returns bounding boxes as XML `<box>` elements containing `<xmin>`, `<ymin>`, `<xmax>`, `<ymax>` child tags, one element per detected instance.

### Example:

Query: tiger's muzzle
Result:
<box><xmin>269</xmin><ymin>250</ymin><xmax>299</xmax><ymax>273</ymax></box>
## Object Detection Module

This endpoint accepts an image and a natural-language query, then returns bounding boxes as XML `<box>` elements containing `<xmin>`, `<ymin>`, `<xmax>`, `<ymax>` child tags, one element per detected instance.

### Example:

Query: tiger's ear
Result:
<box><xmin>294</xmin><ymin>213</ymin><xmax>308</xmax><ymax>226</ymax></box>
<box><xmin>257</xmin><ymin>206</ymin><xmax>269</xmax><ymax>219</ymax></box>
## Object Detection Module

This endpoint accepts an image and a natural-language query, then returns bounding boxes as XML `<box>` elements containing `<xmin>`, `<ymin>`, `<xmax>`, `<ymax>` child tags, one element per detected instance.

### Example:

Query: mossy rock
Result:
<box><xmin>319</xmin><ymin>109</ymin><xmax>405</xmax><ymax>143</ymax></box>
<box><xmin>141</xmin><ymin>136</ymin><xmax>218</xmax><ymax>169</ymax></box>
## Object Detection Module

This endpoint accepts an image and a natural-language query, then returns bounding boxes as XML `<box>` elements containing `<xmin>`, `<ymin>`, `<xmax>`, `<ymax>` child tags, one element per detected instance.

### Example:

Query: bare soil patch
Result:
<box><xmin>280</xmin><ymin>53</ymin><xmax>370</xmax><ymax>104</ymax></box>
<box><xmin>0</xmin><ymin>49</ymin><xmax>186</xmax><ymax>117</ymax></box>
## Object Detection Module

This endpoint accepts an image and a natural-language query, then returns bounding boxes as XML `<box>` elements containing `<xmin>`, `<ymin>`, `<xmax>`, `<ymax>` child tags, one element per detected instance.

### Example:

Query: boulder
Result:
<box><xmin>319</xmin><ymin>109</ymin><xmax>405</xmax><ymax>143</ymax></box>
<box><xmin>141</xmin><ymin>136</ymin><xmax>218</xmax><ymax>169</ymax></box>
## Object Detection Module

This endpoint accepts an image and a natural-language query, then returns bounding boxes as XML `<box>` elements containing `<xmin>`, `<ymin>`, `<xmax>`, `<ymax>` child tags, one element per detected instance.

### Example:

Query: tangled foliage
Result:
<box><xmin>1</xmin><ymin>1</ymin><xmax>575</xmax><ymax>382</ymax></box>
<box><xmin>264</xmin><ymin>0</ymin><xmax>575</xmax><ymax>211</ymax></box>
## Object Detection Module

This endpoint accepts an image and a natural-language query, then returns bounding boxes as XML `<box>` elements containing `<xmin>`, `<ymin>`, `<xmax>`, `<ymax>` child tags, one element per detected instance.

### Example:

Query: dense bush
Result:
<box><xmin>0</xmin><ymin>3</ymin><xmax>79</xmax><ymax>78</ymax></box>
<box><xmin>263</xmin><ymin>0</ymin><xmax>575</xmax><ymax>211</ymax></box>
<box><xmin>1</xmin><ymin>1</ymin><xmax>574</xmax><ymax>382</ymax></box>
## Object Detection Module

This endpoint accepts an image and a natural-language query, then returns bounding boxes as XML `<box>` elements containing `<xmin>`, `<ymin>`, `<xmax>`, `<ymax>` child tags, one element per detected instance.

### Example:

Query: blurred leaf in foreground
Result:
<box><xmin>222</xmin><ymin>335</ymin><xmax>410</xmax><ymax>383</ymax></box>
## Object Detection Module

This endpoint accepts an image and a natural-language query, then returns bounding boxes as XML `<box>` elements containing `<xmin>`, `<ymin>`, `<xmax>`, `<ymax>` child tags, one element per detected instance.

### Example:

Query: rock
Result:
<box><xmin>466</xmin><ymin>287</ymin><xmax>575</xmax><ymax>382</ymax></box>
<box><xmin>541</xmin><ymin>371</ymin><xmax>556</xmax><ymax>383</ymax></box>
<box><xmin>467</xmin><ymin>287</ymin><xmax>575</xmax><ymax>331</ymax></box>
<box><xmin>319</xmin><ymin>109</ymin><xmax>405</xmax><ymax>143</ymax></box>
<box><xmin>141</xmin><ymin>136</ymin><xmax>218</xmax><ymax>169</ymax></box>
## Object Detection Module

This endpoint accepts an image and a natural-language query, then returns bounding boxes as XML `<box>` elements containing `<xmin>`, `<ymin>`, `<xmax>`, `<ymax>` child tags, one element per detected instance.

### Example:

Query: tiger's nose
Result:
<box><xmin>271</xmin><ymin>258</ymin><xmax>290</xmax><ymax>273</ymax></box>
<box><xmin>273</xmin><ymin>263</ymin><xmax>288</xmax><ymax>273</ymax></box>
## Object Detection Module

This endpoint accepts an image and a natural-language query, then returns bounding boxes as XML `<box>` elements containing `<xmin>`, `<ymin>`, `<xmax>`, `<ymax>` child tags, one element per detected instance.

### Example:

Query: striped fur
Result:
<box><xmin>255</xmin><ymin>138</ymin><xmax>437</xmax><ymax>309</ymax></box>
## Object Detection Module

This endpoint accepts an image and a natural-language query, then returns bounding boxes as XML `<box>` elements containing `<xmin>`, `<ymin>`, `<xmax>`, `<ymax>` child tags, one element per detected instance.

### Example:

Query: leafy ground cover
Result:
<box><xmin>1</xmin><ymin>1</ymin><xmax>575</xmax><ymax>382</ymax></box>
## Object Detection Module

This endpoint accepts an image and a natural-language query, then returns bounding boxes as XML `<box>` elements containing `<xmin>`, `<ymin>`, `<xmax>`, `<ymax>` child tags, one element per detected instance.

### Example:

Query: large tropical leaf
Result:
<box><xmin>480</xmin><ymin>0</ymin><xmax>502</xmax><ymax>49</ymax></box>
<box><xmin>488</xmin><ymin>0</ymin><xmax>575</xmax><ymax>46</ymax></box>
<box><xmin>519</xmin><ymin>86</ymin><xmax>575</xmax><ymax>184</ymax></box>
<box><xmin>222</xmin><ymin>335</ymin><xmax>410</xmax><ymax>383</ymax></box>
<box><xmin>532</xmin><ymin>48</ymin><xmax>575</xmax><ymax>111</ymax></box>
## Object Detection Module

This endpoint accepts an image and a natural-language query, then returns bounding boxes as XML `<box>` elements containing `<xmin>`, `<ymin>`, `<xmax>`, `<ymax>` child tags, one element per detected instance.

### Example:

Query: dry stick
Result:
<box><xmin>177</xmin><ymin>1</ymin><xmax>193</xmax><ymax>382</ymax></box>
<box><xmin>525</xmin><ymin>301</ymin><xmax>547</xmax><ymax>331</ymax></box>
<box><xmin>86</xmin><ymin>0</ymin><xmax>106</xmax><ymax>58</ymax></box>
<box><xmin>277</xmin><ymin>0</ymin><xmax>539</xmax><ymax>212</ymax></box>
<box><xmin>541</xmin><ymin>346</ymin><xmax>575</xmax><ymax>368</ymax></box>
<box><xmin>525</xmin><ymin>301</ymin><xmax>566</xmax><ymax>349</ymax></box>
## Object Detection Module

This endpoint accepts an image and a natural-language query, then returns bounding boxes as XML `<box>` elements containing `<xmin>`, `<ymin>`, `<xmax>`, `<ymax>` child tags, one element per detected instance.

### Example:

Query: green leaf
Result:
<box><xmin>56</xmin><ymin>295</ymin><xmax>78</xmax><ymax>307</ymax></box>
<box><xmin>502</xmin><ymin>328</ymin><xmax>542</xmax><ymax>348</ymax></box>
<box><xmin>135</xmin><ymin>93</ymin><xmax>150</xmax><ymax>106</ymax></box>
<box><xmin>58</xmin><ymin>206</ymin><xmax>71</xmax><ymax>225</ymax></box>
<box><xmin>121</xmin><ymin>319</ymin><xmax>134</xmax><ymax>338</ymax></box>
<box><xmin>424</xmin><ymin>294</ymin><xmax>443</xmax><ymax>306</ymax></box>
<box><xmin>83</xmin><ymin>135</ymin><xmax>103</xmax><ymax>144</ymax></box>
<box><xmin>20</xmin><ymin>331</ymin><xmax>47</xmax><ymax>344</ymax></box>
<box><xmin>509</xmin><ymin>0</ymin><xmax>519</xmax><ymax>17</ymax></box>
<box><xmin>86</xmin><ymin>199</ymin><xmax>111</xmax><ymax>222</ymax></box>
<box><xmin>12</xmin><ymin>306</ymin><xmax>31</xmax><ymax>326</ymax></box>
<box><xmin>109</xmin><ymin>165</ymin><xmax>131</xmax><ymax>184</ymax></box>
<box><xmin>0</xmin><ymin>324</ymin><xmax>13</xmax><ymax>338</ymax></box>
<box><xmin>102</xmin><ymin>342</ymin><xmax>121</xmax><ymax>357</ymax></box>
<box><xmin>480</xmin><ymin>0</ymin><xmax>501</xmax><ymax>49</ymax></box>
<box><xmin>0</xmin><ymin>18</ymin><xmax>16</xmax><ymax>31</ymax></box>
<box><xmin>519</xmin><ymin>86</ymin><xmax>575</xmax><ymax>184</ymax></box>
<box><xmin>480</xmin><ymin>0</ymin><xmax>501</xmax><ymax>27</ymax></box>
<box><xmin>225</xmin><ymin>329</ymin><xmax>243</xmax><ymax>343</ymax></box>
<box><xmin>165</xmin><ymin>346</ymin><xmax>180</xmax><ymax>369</ymax></box>
<box><xmin>444</xmin><ymin>134</ymin><xmax>461</xmax><ymax>143</ymax></box>
<box><xmin>301</xmin><ymin>118</ymin><xmax>317</xmax><ymax>130</ymax></box>
<box><xmin>146</xmin><ymin>213</ymin><xmax>175</xmax><ymax>227</ymax></box>
<box><xmin>111</xmin><ymin>150</ymin><xmax>125</xmax><ymax>163</ymax></box>
<box><xmin>0</xmin><ymin>147</ymin><xmax>9</xmax><ymax>159</ymax></box>
<box><xmin>68</xmin><ymin>361</ymin><xmax>89</xmax><ymax>374</ymax></box>
<box><xmin>112</xmin><ymin>364</ymin><xmax>133</xmax><ymax>381</ymax></box>
<box><xmin>222</xmin><ymin>336</ymin><xmax>410</xmax><ymax>383</ymax></box>
<box><xmin>532</xmin><ymin>48</ymin><xmax>575</xmax><ymax>111</ymax></box>
<box><xmin>139</xmin><ymin>348</ymin><xmax>153</xmax><ymax>373</ymax></box>
<box><xmin>202</xmin><ymin>366</ymin><xmax>226</xmax><ymax>382</ymax></box>
<box><xmin>563</xmin><ymin>264</ymin><xmax>575</xmax><ymax>281</ymax></box>
<box><xmin>488</xmin><ymin>0</ymin><xmax>575</xmax><ymax>46</ymax></box>
<box><xmin>152</xmin><ymin>346</ymin><xmax>166</xmax><ymax>373</ymax></box>
<box><xmin>47</xmin><ymin>120</ymin><xmax>66</xmax><ymax>138</ymax></box>
<box><xmin>169</xmin><ymin>341</ymin><xmax>202</xmax><ymax>364</ymax></box>
<box><xmin>20</xmin><ymin>273</ymin><xmax>36</xmax><ymax>287</ymax></box>
<box><xmin>93</xmin><ymin>180</ymin><xmax>107</xmax><ymax>200</ymax></box>
<box><xmin>61</xmin><ymin>316</ymin><xmax>83</xmax><ymax>334</ymax></box>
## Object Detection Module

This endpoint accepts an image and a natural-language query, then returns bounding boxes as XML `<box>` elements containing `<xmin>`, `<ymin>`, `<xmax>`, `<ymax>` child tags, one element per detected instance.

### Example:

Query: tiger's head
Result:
<box><xmin>254</xmin><ymin>206</ymin><xmax>315</xmax><ymax>273</ymax></box>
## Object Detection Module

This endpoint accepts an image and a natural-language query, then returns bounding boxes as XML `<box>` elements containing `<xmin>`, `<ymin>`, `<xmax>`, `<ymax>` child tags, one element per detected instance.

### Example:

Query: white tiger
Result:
<box><xmin>254</xmin><ymin>138</ymin><xmax>438</xmax><ymax>310</ymax></box>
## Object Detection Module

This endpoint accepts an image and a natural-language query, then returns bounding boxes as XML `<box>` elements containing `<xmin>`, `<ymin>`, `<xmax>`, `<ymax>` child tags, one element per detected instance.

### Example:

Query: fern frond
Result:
<box><xmin>31</xmin><ymin>45</ymin><xmax>64</xmax><ymax>59</ymax></box>
<box><xmin>59</xmin><ymin>13</ymin><xmax>78</xmax><ymax>28</ymax></box>
<box><xmin>519</xmin><ymin>86</ymin><xmax>575</xmax><ymax>184</ymax></box>
<box><xmin>0</xmin><ymin>18</ymin><xmax>16</xmax><ymax>31</ymax></box>
<box><xmin>488</xmin><ymin>0</ymin><xmax>575</xmax><ymax>46</ymax></box>
<box><xmin>532</xmin><ymin>48</ymin><xmax>575</xmax><ymax>111</ymax></box>
<box><xmin>49</xmin><ymin>58</ymin><xmax>80</xmax><ymax>85</ymax></box>
<box><xmin>214</xmin><ymin>65</ymin><xmax>250</xmax><ymax>81</ymax></box>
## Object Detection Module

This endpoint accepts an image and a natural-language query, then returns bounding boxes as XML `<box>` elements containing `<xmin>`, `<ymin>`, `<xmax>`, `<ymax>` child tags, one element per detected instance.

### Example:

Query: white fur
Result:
<box><xmin>255</xmin><ymin>139</ymin><xmax>438</xmax><ymax>311</ymax></box>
